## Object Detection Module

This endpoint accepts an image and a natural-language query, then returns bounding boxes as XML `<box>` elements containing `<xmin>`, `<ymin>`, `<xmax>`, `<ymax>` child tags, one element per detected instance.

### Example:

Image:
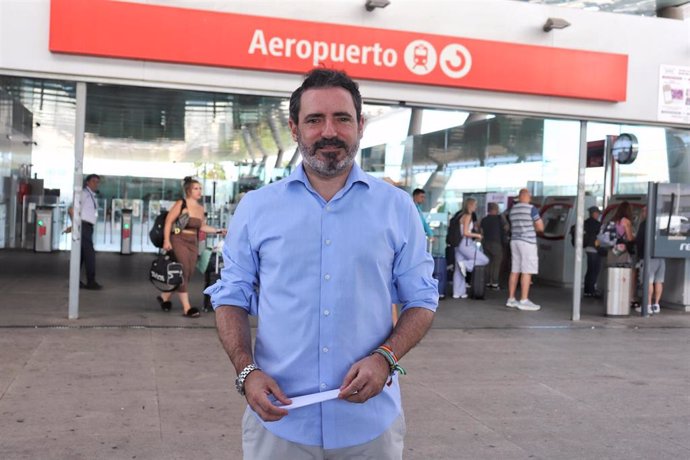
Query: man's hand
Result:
<box><xmin>244</xmin><ymin>370</ymin><xmax>291</xmax><ymax>422</ymax></box>
<box><xmin>338</xmin><ymin>353</ymin><xmax>390</xmax><ymax>404</ymax></box>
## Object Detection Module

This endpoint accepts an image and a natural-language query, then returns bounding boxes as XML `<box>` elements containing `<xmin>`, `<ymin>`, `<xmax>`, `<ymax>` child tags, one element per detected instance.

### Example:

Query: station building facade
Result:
<box><xmin>0</xmin><ymin>0</ymin><xmax>688</xmax><ymax>316</ymax></box>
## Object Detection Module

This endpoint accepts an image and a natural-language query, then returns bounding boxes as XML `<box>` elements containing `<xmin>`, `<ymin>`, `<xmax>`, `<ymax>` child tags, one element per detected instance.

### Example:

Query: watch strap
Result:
<box><xmin>235</xmin><ymin>363</ymin><xmax>260</xmax><ymax>395</ymax></box>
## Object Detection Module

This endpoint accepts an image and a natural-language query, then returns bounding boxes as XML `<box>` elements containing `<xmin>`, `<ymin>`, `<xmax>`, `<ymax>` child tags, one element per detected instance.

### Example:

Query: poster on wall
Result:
<box><xmin>658</xmin><ymin>65</ymin><xmax>690</xmax><ymax>124</ymax></box>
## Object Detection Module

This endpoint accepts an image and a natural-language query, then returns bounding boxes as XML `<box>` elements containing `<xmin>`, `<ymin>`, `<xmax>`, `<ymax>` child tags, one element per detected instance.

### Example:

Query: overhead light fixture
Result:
<box><xmin>543</xmin><ymin>17</ymin><xmax>571</xmax><ymax>32</ymax></box>
<box><xmin>365</xmin><ymin>0</ymin><xmax>390</xmax><ymax>12</ymax></box>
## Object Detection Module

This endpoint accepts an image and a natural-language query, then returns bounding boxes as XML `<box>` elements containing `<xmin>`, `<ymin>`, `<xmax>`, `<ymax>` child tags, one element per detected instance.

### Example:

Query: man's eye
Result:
<box><xmin>305</xmin><ymin>118</ymin><xmax>320</xmax><ymax>124</ymax></box>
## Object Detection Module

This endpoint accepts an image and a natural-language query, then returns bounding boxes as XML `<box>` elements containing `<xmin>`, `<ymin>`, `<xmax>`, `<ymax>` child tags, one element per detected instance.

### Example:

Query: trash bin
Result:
<box><xmin>120</xmin><ymin>209</ymin><xmax>133</xmax><ymax>255</ymax></box>
<box><xmin>34</xmin><ymin>206</ymin><xmax>54</xmax><ymax>253</ymax></box>
<box><xmin>606</xmin><ymin>266</ymin><xmax>632</xmax><ymax>316</ymax></box>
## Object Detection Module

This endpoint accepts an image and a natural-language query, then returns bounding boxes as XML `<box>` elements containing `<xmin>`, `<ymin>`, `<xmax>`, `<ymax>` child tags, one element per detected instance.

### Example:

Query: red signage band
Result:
<box><xmin>49</xmin><ymin>0</ymin><xmax>628</xmax><ymax>102</ymax></box>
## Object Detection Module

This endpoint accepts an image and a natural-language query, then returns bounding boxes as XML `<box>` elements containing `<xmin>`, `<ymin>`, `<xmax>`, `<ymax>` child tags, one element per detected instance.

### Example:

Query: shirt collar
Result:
<box><xmin>285</xmin><ymin>163</ymin><xmax>371</xmax><ymax>193</ymax></box>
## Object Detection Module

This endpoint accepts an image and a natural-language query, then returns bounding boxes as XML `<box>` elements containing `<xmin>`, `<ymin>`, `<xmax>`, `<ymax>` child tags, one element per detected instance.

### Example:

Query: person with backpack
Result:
<box><xmin>157</xmin><ymin>176</ymin><xmax>226</xmax><ymax>317</ymax></box>
<box><xmin>445</xmin><ymin>209</ymin><xmax>462</xmax><ymax>270</ymax></box>
<box><xmin>452</xmin><ymin>198</ymin><xmax>489</xmax><ymax>299</ymax></box>
<box><xmin>606</xmin><ymin>201</ymin><xmax>635</xmax><ymax>267</ymax></box>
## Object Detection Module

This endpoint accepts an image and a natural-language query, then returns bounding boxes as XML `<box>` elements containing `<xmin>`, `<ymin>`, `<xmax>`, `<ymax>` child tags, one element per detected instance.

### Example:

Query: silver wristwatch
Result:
<box><xmin>235</xmin><ymin>363</ymin><xmax>260</xmax><ymax>396</ymax></box>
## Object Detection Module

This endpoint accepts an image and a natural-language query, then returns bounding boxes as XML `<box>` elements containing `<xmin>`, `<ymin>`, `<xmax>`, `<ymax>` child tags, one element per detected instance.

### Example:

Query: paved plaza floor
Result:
<box><xmin>1</xmin><ymin>251</ymin><xmax>688</xmax><ymax>459</ymax></box>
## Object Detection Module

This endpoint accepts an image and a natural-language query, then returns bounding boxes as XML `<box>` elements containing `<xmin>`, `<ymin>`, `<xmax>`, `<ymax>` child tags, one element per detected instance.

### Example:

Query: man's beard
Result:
<box><xmin>298</xmin><ymin>136</ymin><xmax>359</xmax><ymax>178</ymax></box>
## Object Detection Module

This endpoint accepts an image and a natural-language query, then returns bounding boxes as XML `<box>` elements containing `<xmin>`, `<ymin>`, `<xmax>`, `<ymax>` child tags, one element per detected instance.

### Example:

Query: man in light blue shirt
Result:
<box><xmin>206</xmin><ymin>69</ymin><xmax>438</xmax><ymax>459</ymax></box>
<box><xmin>412</xmin><ymin>188</ymin><xmax>434</xmax><ymax>240</ymax></box>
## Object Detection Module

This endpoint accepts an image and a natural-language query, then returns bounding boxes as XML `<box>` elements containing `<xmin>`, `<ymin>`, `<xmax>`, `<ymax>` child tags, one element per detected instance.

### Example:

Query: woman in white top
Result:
<box><xmin>452</xmin><ymin>198</ymin><xmax>489</xmax><ymax>299</ymax></box>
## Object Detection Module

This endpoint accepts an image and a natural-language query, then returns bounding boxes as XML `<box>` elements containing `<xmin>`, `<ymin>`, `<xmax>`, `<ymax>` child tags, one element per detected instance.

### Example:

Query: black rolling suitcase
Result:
<box><xmin>203</xmin><ymin>242</ymin><xmax>224</xmax><ymax>312</ymax></box>
<box><xmin>469</xmin><ymin>242</ymin><xmax>486</xmax><ymax>300</ymax></box>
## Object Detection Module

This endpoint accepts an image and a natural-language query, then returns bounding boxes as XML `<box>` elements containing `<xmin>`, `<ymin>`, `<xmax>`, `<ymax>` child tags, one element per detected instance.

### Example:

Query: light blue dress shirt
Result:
<box><xmin>206</xmin><ymin>163</ymin><xmax>438</xmax><ymax>449</ymax></box>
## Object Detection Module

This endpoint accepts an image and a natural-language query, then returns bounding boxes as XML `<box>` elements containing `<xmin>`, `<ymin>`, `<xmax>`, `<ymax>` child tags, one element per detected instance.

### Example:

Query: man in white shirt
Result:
<box><xmin>69</xmin><ymin>174</ymin><xmax>102</xmax><ymax>290</ymax></box>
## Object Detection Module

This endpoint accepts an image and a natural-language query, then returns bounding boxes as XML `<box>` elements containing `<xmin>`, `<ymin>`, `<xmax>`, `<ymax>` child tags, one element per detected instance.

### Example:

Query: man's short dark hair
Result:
<box><xmin>412</xmin><ymin>188</ymin><xmax>425</xmax><ymax>197</ymax></box>
<box><xmin>289</xmin><ymin>68</ymin><xmax>362</xmax><ymax>124</ymax></box>
<box><xmin>85</xmin><ymin>174</ymin><xmax>100</xmax><ymax>183</ymax></box>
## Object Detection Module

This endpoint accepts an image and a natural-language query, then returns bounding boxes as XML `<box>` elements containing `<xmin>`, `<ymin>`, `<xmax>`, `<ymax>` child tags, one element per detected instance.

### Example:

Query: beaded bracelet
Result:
<box><xmin>372</xmin><ymin>345</ymin><xmax>407</xmax><ymax>377</ymax></box>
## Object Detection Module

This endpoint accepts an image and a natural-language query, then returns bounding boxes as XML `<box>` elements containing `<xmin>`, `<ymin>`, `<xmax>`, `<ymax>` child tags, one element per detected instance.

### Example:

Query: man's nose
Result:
<box><xmin>321</xmin><ymin>118</ymin><xmax>337</xmax><ymax>138</ymax></box>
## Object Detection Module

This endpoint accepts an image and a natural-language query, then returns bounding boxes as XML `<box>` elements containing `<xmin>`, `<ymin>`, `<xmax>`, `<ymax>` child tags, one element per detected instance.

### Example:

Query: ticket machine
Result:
<box><xmin>537</xmin><ymin>195</ymin><xmax>596</xmax><ymax>287</ymax></box>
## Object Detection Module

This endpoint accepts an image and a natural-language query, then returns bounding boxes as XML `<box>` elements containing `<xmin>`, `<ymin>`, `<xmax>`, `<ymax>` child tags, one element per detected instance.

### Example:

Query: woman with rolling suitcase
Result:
<box><xmin>452</xmin><ymin>198</ymin><xmax>489</xmax><ymax>299</ymax></box>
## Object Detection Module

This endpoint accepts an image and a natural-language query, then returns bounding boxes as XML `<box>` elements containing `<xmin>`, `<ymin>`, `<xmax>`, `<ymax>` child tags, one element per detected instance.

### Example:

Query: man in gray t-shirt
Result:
<box><xmin>506</xmin><ymin>189</ymin><xmax>544</xmax><ymax>311</ymax></box>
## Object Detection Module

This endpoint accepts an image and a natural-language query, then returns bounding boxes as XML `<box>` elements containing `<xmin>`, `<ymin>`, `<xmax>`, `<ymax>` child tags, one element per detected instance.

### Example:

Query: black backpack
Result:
<box><xmin>149</xmin><ymin>210</ymin><xmax>169</xmax><ymax>248</ymax></box>
<box><xmin>446</xmin><ymin>211</ymin><xmax>462</xmax><ymax>247</ymax></box>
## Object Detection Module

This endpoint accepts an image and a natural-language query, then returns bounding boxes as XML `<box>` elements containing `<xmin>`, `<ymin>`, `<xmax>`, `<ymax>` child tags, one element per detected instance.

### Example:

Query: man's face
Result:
<box><xmin>592</xmin><ymin>211</ymin><xmax>601</xmax><ymax>220</ymax></box>
<box><xmin>289</xmin><ymin>87</ymin><xmax>364</xmax><ymax>178</ymax></box>
<box><xmin>87</xmin><ymin>177</ymin><xmax>100</xmax><ymax>192</ymax></box>
<box><xmin>413</xmin><ymin>193</ymin><xmax>425</xmax><ymax>205</ymax></box>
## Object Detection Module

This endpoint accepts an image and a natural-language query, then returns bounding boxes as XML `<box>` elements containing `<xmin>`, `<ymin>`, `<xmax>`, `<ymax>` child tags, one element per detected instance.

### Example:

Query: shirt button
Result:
<box><xmin>325</xmin><ymin>205</ymin><xmax>331</xmax><ymax>211</ymax></box>
<box><xmin>325</xmin><ymin>239</ymin><xmax>331</xmax><ymax>245</ymax></box>
<box><xmin>323</xmin><ymin>309</ymin><xmax>330</xmax><ymax>316</ymax></box>
<box><xmin>324</xmin><ymin>274</ymin><xmax>331</xmax><ymax>281</ymax></box>
<box><xmin>320</xmin><ymin>383</ymin><xmax>327</xmax><ymax>389</ymax></box>
<box><xmin>322</xmin><ymin>347</ymin><xmax>329</xmax><ymax>353</ymax></box>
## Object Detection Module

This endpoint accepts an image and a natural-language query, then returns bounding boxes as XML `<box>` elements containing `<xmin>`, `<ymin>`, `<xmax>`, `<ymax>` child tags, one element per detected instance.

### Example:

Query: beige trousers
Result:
<box><xmin>242</xmin><ymin>407</ymin><xmax>406</xmax><ymax>460</ymax></box>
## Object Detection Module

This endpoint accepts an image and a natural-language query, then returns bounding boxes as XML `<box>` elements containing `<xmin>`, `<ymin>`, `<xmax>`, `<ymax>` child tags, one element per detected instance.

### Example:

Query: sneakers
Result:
<box><xmin>506</xmin><ymin>298</ymin><xmax>541</xmax><ymax>311</ymax></box>
<box><xmin>452</xmin><ymin>294</ymin><xmax>469</xmax><ymax>299</ymax></box>
<box><xmin>517</xmin><ymin>299</ymin><xmax>541</xmax><ymax>311</ymax></box>
<box><xmin>634</xmin><ymin>304</ymin><xmax>661</xmax><ymax>315</ymax></box>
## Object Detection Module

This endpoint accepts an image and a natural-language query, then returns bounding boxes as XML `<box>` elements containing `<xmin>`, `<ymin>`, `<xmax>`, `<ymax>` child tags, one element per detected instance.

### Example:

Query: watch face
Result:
<box><xmin>612</xmin><ymin>133</ymin><xmax>638</xmax><ymax>165</ymax></box>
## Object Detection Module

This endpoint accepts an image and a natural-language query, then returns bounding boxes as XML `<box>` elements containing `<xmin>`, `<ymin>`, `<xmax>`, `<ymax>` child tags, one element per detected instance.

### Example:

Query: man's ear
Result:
<box><xmin>288</xmin><ymin>119</ymin><xmax>298</xmax><ymax>141</ymax></box>
<box><xmin>358</xmin><ymin>115</ymin><xmax>365</xmax><ymax>139</ymax></box>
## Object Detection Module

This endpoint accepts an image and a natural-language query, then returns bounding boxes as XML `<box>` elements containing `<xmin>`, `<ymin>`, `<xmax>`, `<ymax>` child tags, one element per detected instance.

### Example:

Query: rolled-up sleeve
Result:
<box><xmin>203</xmin><ymin>195</ymin><xmax>259</xmax><ymax>314</ymax></box>
<box><xmin>393</xmin><ymin>200</ymin><xmax>439</xmax><ymax>314</ymax></box>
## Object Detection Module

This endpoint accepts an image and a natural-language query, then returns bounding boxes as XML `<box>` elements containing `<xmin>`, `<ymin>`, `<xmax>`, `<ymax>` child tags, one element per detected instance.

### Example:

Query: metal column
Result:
<box><xmin>571</xmin><ymin>121</ymin><xmax>588</xmax><ymax>321</ymax></box>
<box><xmin>641</xmin><ymin>182</ymin><xmax>656</xmax><ymax>317</ymax></box>
<box><xmin>68</xmin><ymin>82</ymin><xmax>87</xmax><ymax>320</ymax></box>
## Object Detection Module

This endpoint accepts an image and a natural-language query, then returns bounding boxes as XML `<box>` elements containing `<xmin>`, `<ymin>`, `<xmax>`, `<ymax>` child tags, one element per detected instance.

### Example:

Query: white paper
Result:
<box><xmin>278</xmin><ymin>389</ymin><xmax>340</xmax><ymax>410</ymax></box>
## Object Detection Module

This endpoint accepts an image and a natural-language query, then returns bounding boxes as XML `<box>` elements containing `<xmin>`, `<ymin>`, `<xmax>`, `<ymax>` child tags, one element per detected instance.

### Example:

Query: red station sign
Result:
<box><xmin>49</xmin><ymin>0</ymin><xmax>628</xmax><ymax>102</ymax></box>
